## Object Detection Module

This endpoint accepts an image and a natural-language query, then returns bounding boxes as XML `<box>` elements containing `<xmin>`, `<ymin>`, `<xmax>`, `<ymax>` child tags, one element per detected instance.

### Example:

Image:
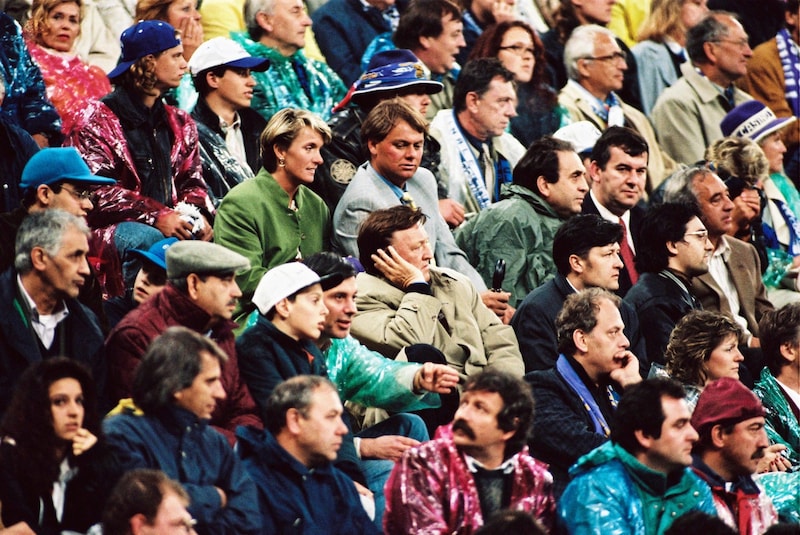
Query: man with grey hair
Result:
<box><xmin>104</xmin><ymin>327</ymin><xmax>261</xmax><ymax>535</ymax></box>
<box><xmin>651</xmin><ymin>12</ymin><xmax>754</xmax><ymax>164</ymax></box>
<box><xmin>0</xmin><ymin>208</ymin><xmax>105</xmax><ymax>416</ymax></box>
<box><xmin>234</xmin><ymin>0</ymin><xmax>346</xmax><ymax>121</ymax></box>
<box><xmin>559</xmin><ymin>24</ymin><xmax>675</xmax><ymax>192</ymax></box>
<box><xmin>237</xmin><ymin>375</ymin><xmax>380</xmax><ymax>534</ymax></box>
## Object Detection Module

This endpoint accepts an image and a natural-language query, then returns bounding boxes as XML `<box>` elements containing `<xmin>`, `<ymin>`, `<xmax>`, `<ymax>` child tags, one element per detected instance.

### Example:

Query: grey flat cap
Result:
<box><xmin>166</xmin><ymin>241</ymin><xmax>250</xmax><ymax>278</ymax></box>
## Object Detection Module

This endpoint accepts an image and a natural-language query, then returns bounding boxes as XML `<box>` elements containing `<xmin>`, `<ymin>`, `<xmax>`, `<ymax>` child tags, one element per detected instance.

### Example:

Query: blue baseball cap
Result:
<box><xmin>130</xmin><ymin>237</ymin><xmax>179</xmax><ymax>270</ymax></box>
<box><xmin>108</xmin><ymin>20</ymin><xmax>182</xmax><ymax>80</ymax></box>
<box><xmin>20</xmin><ymin>147</ymin><xmax>116</xmax><ymax>191</ymax></box>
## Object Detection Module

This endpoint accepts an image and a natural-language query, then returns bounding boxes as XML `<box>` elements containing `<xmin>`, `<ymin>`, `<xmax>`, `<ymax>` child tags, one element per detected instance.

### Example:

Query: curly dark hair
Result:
<box><xmin>0</xmin><ymin>357</ymin><xmax>101</xmax><ymax>497</ymax></box>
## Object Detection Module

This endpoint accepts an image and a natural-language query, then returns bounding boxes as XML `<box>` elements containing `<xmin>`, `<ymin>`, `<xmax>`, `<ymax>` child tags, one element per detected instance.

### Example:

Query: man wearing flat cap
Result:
<box><xmin>105</xmin><ymin>240</ymin><xmax>262</xmax><ymax>444</ymax></box>
<box><xmin>690</xmin><ymin>377</ymin><xmax>779</xmax><ymax>534</ymax></box>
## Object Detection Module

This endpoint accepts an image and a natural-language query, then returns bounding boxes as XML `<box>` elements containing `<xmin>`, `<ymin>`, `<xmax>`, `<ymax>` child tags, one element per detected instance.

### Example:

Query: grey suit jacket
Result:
<box><xmin>691</xmin><ymin>236</ymin><xmax>774</xmax><ymax>336</ymax></box>
<box><xmin>332</xmin><ymin>162</ymin><xmax>487</xmax><ymax>291</ymax></box>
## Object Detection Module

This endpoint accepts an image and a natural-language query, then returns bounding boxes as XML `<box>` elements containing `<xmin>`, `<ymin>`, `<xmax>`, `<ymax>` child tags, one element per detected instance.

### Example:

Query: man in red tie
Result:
<box><xmin>581</xmin><ymin>126</ymin><xmax>649</xmax><ymax>297</ymax></box>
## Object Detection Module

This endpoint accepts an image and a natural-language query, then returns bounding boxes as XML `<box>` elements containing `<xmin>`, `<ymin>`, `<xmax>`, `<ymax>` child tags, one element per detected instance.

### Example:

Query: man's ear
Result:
<box><xmin>206</xmin><ymin>70</ymin><xmax>221</xmax><ymax>90</ymax></box>
<box><xmin>255</xmin><ymin>10</ymin><xmax>273</xmax><ymax>32</ymax></box>
<box><xmin>464</xmin><ymin>91</ymin><xmax>480</xmax><ymax>114</ymax></box>
<box><xmin>129</xmin><ymin>513</ymin><xmax>149</xmax><ymax>535</ymax></box>
<box><xmin>779</xmin><ymin>341</ymin><xmax>800</xmax><ymax>364</ymax></box>
<box><xmin>30</xmin><ymin>246</ymin><xmax>48</xmax><ymax>271</ymax></box>
<box><xmin>36</xmin><ymin>184</ymin><xmax>52</xmax><ymax>206</ymax></box>
<box><xmin>274</xmin><ymin>297</ymin><xmax>291</xmax><ymax>320</ymax></box>
<box><xmin>709</xmin><ymin>424</ymin><xmax>726</xmax><ymax>449</ymax></box>
<box><xmin>536</xmin><ymin>175</ymin><xmax>551</xmax><ymax>199</ymax></box>
<box><xmin>634</xmin><ymin>429</ymin><xmax>653</xmax><ymax>450</ymax></box>
<box><xmin>665</xmin><ymin>240</ymin><xmax>679</xmax><ymax>257</ymax></box>
<box><xmin>186</xmin><ymin>273</ymin><xmax>201</xmax><ymax>300</ymax></box>
<box><xmin>573</xmin><ymin>329</ymin><xmax>589</xmax><ymax>353</ymax></box>
<box><xmin>569</xmin><ymin>253</ymin><xmax>585</xmax><ymax>275</ymax></box>
<box><xmin>285</xmin><ymin>407</ymin><xmax>303</xmax><ymax>435</ymax></box>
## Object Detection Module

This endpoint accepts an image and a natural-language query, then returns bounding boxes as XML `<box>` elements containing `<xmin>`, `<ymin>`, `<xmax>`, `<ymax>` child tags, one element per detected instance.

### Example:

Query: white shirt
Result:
<box><xmin>590</xmin><ymin>190</ymin><xmax>635</xmax><ymax>253</ymax></box>
<box><xmin>220</xmin><ymin>113</ymin><xmax>251</xmax><ymax>173</ymax></box>
<box><xmin>706</xmin><ymin>237</ymin><xmax>752</xmax><ymax>338</ymax></box>
<box><xmin>17</xmin><ymin>276</ymin><xmax>69</xmax><ymax>349</ymax></box>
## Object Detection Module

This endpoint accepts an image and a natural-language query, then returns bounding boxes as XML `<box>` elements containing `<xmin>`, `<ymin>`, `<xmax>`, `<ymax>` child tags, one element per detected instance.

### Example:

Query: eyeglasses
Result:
<box><xmin>682</xmin><ymin>230</ymin><xmax>709</xmax><ymax>242</ymax></box>
<box><xmin>59</xmin><ymin>184</ymin><xmax>94</xmax><ymax>201</ymax></box>
<box><xmin>499</xmin><ymin>44</ymin><xmax>535</xmax><ymax>57</ymax></box>
<box><xmin>582</xmin><ymin>51</ymin><xmax>627</xmax><ymax>63</ymax></box>
<box><xmin>712</xmin><ymin>38</ymin><xmax>750</xmax><ymax>48</ymax></box>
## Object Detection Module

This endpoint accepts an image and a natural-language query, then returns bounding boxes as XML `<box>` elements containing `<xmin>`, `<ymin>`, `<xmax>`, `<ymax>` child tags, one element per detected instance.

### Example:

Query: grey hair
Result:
<box><xmin>564</xmin><ymin>24</ymin><xmax>617</xmax><ymax>81</ymax></box>
<box><xmin>132</xmin><ymin>327</ymin><xmax>228</xmax><ymax>413</ymax></box>
<box><xmin>14</xmin><ymin>209</ymin><xmax>89</xmax><ymax>274</ymax></box>
<box><xmin>556</xmin><ymin>287</ymin><xmax>621</xmax><ymax>357</ymax></box>
<box><xmin>661</xmin><ymin>164</ymin><xmax>710</xmax><ymax>207</ymax></box>
<box><xmin>264</xmin><ymin>375</ymin><xmax>337</xmax><ymax>434</ymax></box>
<box><xmin>686</xmin><ymin>12</ymin><xmax>737</xmax><ymax>64</ymax></box>
<box><xmin>245</xmin><ymin>0</ymin><xmax>277</xmax><ymax>40</ymax></box>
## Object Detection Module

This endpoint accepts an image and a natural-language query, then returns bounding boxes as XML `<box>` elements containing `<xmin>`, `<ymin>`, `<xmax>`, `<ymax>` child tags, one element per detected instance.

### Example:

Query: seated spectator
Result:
<box><xmin>624</xmin><ymin>201</ymin><xmax>710</xmax><ymax>362</ymax></box>
<box><xmin>103</xmin><ymin>327</ymin><xmax>260</xmax><ymax>535</ymax></box>
<box><xmin>631</xmin><ymin>0</ymin><xmax>709</xmax><ymax>116</ymax></box>
<box><xmin>691</xmin><ymin>378</ymin><xmax>780</xmax><ymax>533</ymax></box>
<box><xmin>214</xmin><ymin>108</ymin><xmax>331</xmax><ymax>329</ymax></box>
<box><xmin>468</xmin><ymin>20</ymin><xmax>569</xmax><ymax>148</ymax></box>
<box><xmin>526</xmin><ymin>288</ymin><xmax>641</xmax><ymax>496</ymax></box>
<box><xmin>557</xmin><ymin>378</ymin><xmax>715</xmax><ymax>533</ymax></box>
<box><xmin>234</xmin><ymin>0</ymin><xmax>347</xmax><ymax>121</ymax></box>
<box><xmin>662</xmin><ymin>310</ymin><xmax>744</xmax><ymax>409</ymax></box>
<box><xmin>102</xmin><ymin>237</ymin><xmax>176</xmax><ymax>329</ymax></box>
<box><xmin>391</xmin><ymin>0</ymin><xmax>466</xmax><ymax>120</ymax></box>
<box><xmin>455</xmin><ymin>136</ymin><xmax>588</xmax><ymax>306</ymax></box>
<box><xmin>66</xmin><ymin>20</ymin><xmax>214</xmax><ymax>298</ymax></box>
<box><xmin>0</xmin><ymin>358</ymin><xmax>116</xmax><ymax>533</ymax></box>
<box><xmin>331</xmin><ymin>100</ymin><xmax>509</xmax><ymax>317</ymax></box>
<box><xmin>105</xmin><ymin>240</ymin><xmax>260</xmax><ymax>445</ymax></box>
<box><xmin>651</xmin><ymin>12</ymin><xmax>753</xmax><ymax>164</ymax></box>
<box><xmin>311</xmin><ymin>0</ymin><xmax>407</xmax><ymax>85</ymax></box>
<box><xmin>101</xmin><ymin>469</ymin><xmax>194</xmax><ymax>535</ymax></box>
<box><xmin>738</xmin><ymin>0</ymin><xmax>800</xmax><ymax>181</ymax></box>
<box><xmin>187</xmin><ymin>37</ymin><xmax>270</xmax><ymax>204</ymax></box>
<box><xmin>0</xmin><ymin>12</ymin><xmax>63</xmax><ymax>147</ymax></box>
<box><xmin>24</xmin><ymin>0</ymin><xmax>112</xmax><ymax>135</ymax></box>
<box><xmin>237</xmin><ymin>376</ymin><xmax>380</xmax><ymax>534</ymax></box>
<box><xmin>384</xmin><ymin>370</ymin><xmax>556</xmax><ymax>533</ymax></box>
<box><xmin>351</xmin><ymin>205</ymin><xmax>524</xmax><ymax>379</ymax></box>
<box><xmin>512</xmin><ymin>214</ymin><xmax>646</xmax><ymax>373</ymax></box>
<box><xmin>0</xmin><ymin>210</ymin><xmax>106</xmax><ymax>417</ymax></box>
<box><xmin>316</xmin><ymin>49</ymin><xmax>445</xmax><ymax>217</ymax></box>
<box><xmin>559</xmin><ymin>24</ymin><xmax>677</xmax><ymax>192</ymax></box>
<box><xmin>429</xmin><ymin>58</ymin><xmax>525</xmax><ymax>216</ymax></box>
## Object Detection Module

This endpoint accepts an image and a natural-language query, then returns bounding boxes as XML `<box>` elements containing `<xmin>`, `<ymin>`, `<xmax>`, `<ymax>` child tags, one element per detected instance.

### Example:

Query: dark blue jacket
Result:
<box><xmin>0</xmin><ymin>267</ymin><xmax>106</xmax><ymax>416</ymax></box>
<box><xmin>236</xmin><ymin>426</ymin><xmax>380</xmax><ymax>535</ymax></box>
<box><xmin>103</xmin><ymin>406</ymin><xmax>260</xmax><ymax>535</ymax></box>
<box><xmin>512</xmin><ymin>274</ymin><xmax>647</xmax><ymax>374</ymax></box>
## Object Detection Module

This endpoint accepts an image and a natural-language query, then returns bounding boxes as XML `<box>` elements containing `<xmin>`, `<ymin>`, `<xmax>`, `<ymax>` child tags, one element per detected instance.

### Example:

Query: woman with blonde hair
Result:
<box><xmin>25</xmin><ymin>0</ymin><xmax>111</xmax><ymax>134</ymax></box>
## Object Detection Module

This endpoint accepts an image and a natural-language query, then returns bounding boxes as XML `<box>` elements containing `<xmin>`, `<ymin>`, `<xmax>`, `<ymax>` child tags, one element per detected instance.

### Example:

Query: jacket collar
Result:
<box><xmin>691</xmin><ymin>455</ymin><xmax>761</xmax><ymax>495</ymax></box>
<box><xmin>102</xmin><ymin>85</ymin><xmax>166</xmax><ymax>130</ymax></box>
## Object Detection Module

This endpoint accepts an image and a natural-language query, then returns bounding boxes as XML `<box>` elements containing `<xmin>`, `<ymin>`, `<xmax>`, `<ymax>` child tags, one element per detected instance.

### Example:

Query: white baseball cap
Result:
<box><xmin>252</xmin><ymin>262</ymin><xmax>343</xmax><ymax>315</ymax></box>
<box><xmin>188</xmin><ymin>37</ymin><xmax>270</xmax><ymax>76</ymax></box>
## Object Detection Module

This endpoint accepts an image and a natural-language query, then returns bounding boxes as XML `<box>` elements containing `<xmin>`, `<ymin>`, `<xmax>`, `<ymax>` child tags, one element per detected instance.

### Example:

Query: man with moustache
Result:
<box><xmin>690</xmin><ymin>378</ymin><xmax>779</xmax><ymax>534</ymax></box>
<box><xmin>104</xmin><ymin>240</ymin><xmax>261</xmax><ymax>445</ymax></box>
<box><xmin>558</xmin><ymin>378</ymin><xmax>715</xmax><ymax>533</ymax></box>
<box><xmin>384</xmin><ymin>370</ymin><xmax>556</xmax><ymax>534</ymax></box>
<box><xmin>236</xmin><ymin>376</ymin><xmax>380</xmax><ymax>534</ymax></box>
<box><xmin>526</xmin><ymin>288</ymin><xmax>642</xmax><ymax>497</ymax></box>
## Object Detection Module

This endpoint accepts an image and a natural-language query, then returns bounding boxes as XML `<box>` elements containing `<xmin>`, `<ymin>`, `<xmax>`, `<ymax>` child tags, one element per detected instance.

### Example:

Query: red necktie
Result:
<box><xmin>619</xmin><ymin>218</ymin><xmax>638</xmax><ymax>284</ymax></box>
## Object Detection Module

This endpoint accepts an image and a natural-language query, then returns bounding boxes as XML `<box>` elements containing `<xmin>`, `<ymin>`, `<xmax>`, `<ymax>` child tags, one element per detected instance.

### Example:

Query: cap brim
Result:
<box><xmin>225</xmin><ymin>56</ymin><xmax>271</xmax><ymax>72</ymax></box>
<box><xmin>754</xmin><ymin>116</ymin><xmax>797</xmax><ymax>142</ymax></box>
<box><xmin>108</xmin><ymin>60</ymin><xmax>136</xmax><ymax>80</ymax></box>
<box><xmin>129</xmin><ymin>249</ymin><xmax>167</xmax><ymax>270</ymax></box>
<box><xmin>352</xmin><ymin>79</ymin><xmax>443</xmax><ymax>102</ymax></box>
<box><xmin>65</xmin><ymin>174</ymin><xmax>117</xmax><ymax>186</ymax></box>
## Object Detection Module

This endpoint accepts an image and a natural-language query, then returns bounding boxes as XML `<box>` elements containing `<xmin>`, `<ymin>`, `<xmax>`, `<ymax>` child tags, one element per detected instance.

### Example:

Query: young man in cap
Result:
<box><xmin>105</xmin><ymin>240</ymin><xmax>261</xmax><ymax>445</ymax></box>
<box><xmin>67</xmin><ymin>20</ymin><xmax>215</xmax><ymax>298</ymax></box>
<box><xmin>188</xmin><ymin>37</ymin><xmax>270</xmax><ymax>203</ymax></box>
<box><xmin>690</xmin><ymin>377</ymin><xmax>779</xmax><ymax>534</ymax></box>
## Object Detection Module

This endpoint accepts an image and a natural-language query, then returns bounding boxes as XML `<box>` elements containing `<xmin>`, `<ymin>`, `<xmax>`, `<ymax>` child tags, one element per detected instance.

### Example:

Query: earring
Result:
<box><xmin>278</xmin><ymin>157</ymin><xmax>286</xmax><ymax>167</ymax></box>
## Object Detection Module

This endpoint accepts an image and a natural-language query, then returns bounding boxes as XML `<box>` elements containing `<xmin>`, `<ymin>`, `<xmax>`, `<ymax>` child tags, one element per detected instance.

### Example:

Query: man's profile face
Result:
<box><xmin>294</xmin><ymin>386</ymin><xmax>348</xmax><ymax>466</ymax></box>
<box><xmin>452</xmin><ymin>389</ymin><xmax>512</xmax><ymax>455</ymax></box>
<box><xmin>141</xmin><ymin>491</ymin><xmax>196</xmax><ymax>534</ymax></box>
<box><xmin>708</xmin><ymin>17</ymin><xmax>751</xmax><ymax>81</ymax></box>
<box><xmin>641</xmin><ymin>396</ymin><xmax>698</xmax><ymax>474</ymax></box>
<box><xmin>718</xmin><ymin>416</ymin><xmax>769</xmax><ymax>478</ymax></box>
<box><xmin>590</xmin><ymin>146</ymin><xmax>648</xmax><ymax>216</ymax></box>
<box><xmin>173</xmin><ymin>352</ymin><xmax>226</xmax><ymax>420</ymax></box>
<box><xmin>419</xmin><ymin>13</ymin><xmax>465</xmax><ymax>74</ymax></box>
<box><xmin>691</xmin><ymin>173</ymin><xmax>733</xmax><ymax>238</ymax></box>
<box><xmin>580</xmin><ymin>34</ymin><xmax>626</xmax><ymax>95</ymax></box>
<box><xmin>281</xmin><ymin>283</ymin><xmax>328</xmax><ymax>341</ymax></box>
<box><xmin>42</xmin><ymin>181</ymin><xmax>95</xmax><ymax>218</ymax></box>
<box><xmin>671</xmin><ymin>216</ymin><xmax>713</xmax><ymax>277</ymax></box>
<box><xmin>321</xmin><ymin>277</ymin><xmax>357</xmax><ymax>339</ymax></box>
<box><xmin>38</xmin><ymin>226</ymin><xmax>91</xmax><ymax>300</ymax></box>
<box><xmin>574</xmin><ymin>243</ymin><xmax>623</xmax><ymax>290</ymax></box>
<box><xmin>261</xmin><ymin>0</ymin><xmax>311</xmax><ymax>53</ymax></box>
<box><xmin>579</xmin><ymin>298</ymin><xmax>629</xmax><ymax>381</ymax></box>
<box><xmin>212</xmin><ymin>67</ymin><xmax>257</xmax><ymax>111</ymax></box>
<box><xmin>468</xmin><ymin>76</ymin><xmax>517</xmax><ymax>139</ymax></box>
<box><xmin>541</xmin><ymin>150</ymin><xmax>588</xmax><ymax>218</ymax></box>
<box><xmin>192</xmin><ymin>273</ymin><xmax>242</xmax><ymax>323</ymax></box>
<box><xmin>368</xmin><ymin>119</ymin><xmax>424</xmax><ymax>187</ymax></box>
<box><xmin>389</xmin><ymin>224</ymin><xmax>433</xmax><ymax>282</ymax></box>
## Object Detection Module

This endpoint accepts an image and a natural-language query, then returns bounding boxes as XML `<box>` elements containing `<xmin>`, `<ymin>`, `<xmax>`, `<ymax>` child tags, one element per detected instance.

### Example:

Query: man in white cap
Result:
<box><xmin>188</xmin><ymin>37</ymin><xmax>271</xmax><ymax>203</ymax></box>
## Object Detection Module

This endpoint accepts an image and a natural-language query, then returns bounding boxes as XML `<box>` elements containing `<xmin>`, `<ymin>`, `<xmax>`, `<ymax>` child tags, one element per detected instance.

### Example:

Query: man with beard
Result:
<box><xmin>384</xmin><ymin>369</ymin><xmax>555</xmax><ymax>534</ymax></box>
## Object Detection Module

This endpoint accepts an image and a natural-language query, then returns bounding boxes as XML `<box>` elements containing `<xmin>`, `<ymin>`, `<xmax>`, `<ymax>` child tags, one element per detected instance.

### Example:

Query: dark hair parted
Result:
<box><xmin>303</xmin><ymin>252</ymin><xmax>357</xmax><ymax>280</ymax></box>
<box><xmin>552</xmin><ymin>214</ymin><xmax>623</xmax><ymax>276</ymax></box>
<box><xmin>360</xmin><ymin>98</ymin><xmax>428</xmax><ymax>145</ymax></box>
<box><xmin>264</xmin><ymin>375</ymin><xmax>336</xmax><ymax>434</ymax></box>
<box><xmin>357</xmin><ymin>205</ymin><xmax>427</xmax><ymax>276</ymax></box>
<box><xmin>463</xmin><ymin>369</ymin><xmax>535</xmax><ymax>457</ymax></box>
<box><xmin>513</xmin><ymin>136</ymin><xmax>575</xmax><ymax>195</ymax></box>
<box><xmin>686</xmin><ymin>12</ymin><xmax>737</xmax><ymax>64</ymax></box>
<box><xmin>467</xmin><ymin>20</ymin><xmax>557</xmax><ymax>107</ymax></box>
<box><xmin>102</xmin><ymin>469</ymin><xmax>189</xmax><ymax>535</ymax></box>
<box><xmin>664</xmin><ymin>310</ymin><xmax>742</xmax><ymax>387</ymax></box>
<box><xmin>590</xmin><ymin>126</ymin><xmax>649</xmax><ymax>170</ymax></box>
<box><xmin>260</xmin><ymin>108</ymin><xmax>331</xmax><ymax>173</ymax></box>
<box><xmin>393</xmin><ymin>0</ymin><xmax>462</xmax><ymax>50</ymax></box>
<box><xmin>132</xmin><ymin>326</ymin><xmax>228</xmax><ymax>413</ymax></box>
<box><xmin>759</xmin><ymin>303</ymin><xmax>800</xmax><ymax>376</ymax></box>
<box><xmin>634</xmin><ymin>202</ymin><xmax>700</xmax><ymax>273</ymax></box>
<box><xmin>453</xmin><ymin>58</ymin><xmax>515</xmax><ymax>113</ymax></box>
<box><xmin>610</xmin><ymin>377</ymin><xmax>687</xmax><ymax>454</ymax></box>
<box><xmin>0</xmin><ymin>357</ymin><xmax>100</xmax><ymax>497</ymax></box>
<box><xmin>555</xmin><ymin>287</ymin><xmax>621</xmax><ymax>357</ymax></box>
